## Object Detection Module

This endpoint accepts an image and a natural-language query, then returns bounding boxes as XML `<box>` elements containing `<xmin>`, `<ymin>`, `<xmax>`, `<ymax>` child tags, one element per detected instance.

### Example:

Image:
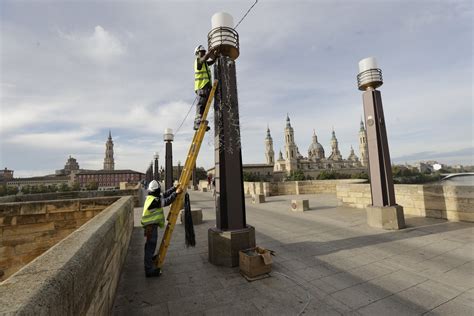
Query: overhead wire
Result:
<box><xmin>174</xmin><ymin>95</ymin><xmax>198</xmax><ymax>136</ymax></box>
<box><xmin>174</xmin><ymin>0</ymin><xmax>259</xmax><ymax>135</ymax></box>
<box><xmin>235</xmin><ymin>0</ymin><xmax>259</xmax><ymax>29</ymax></box>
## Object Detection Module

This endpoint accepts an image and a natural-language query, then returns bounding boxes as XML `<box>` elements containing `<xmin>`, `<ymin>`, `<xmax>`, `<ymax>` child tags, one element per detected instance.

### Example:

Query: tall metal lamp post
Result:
<box><xmin>357</xmin><ymin>57</ymin><xmax>405</xmax><ymax>229</ymax></box>
<box><xmin>153</xmin><ymin>152</ymin><xmax>160</xmax><ymax>182</ymax></box>
<box><xmin>207</xmin><ymin>12</ymin><xmax>255</xmax><ymax>267</ymax></box>
<box><xmin>164</xmin><ymin>128</ymin><xmax>174</xmax><ymax>190</ymax></box>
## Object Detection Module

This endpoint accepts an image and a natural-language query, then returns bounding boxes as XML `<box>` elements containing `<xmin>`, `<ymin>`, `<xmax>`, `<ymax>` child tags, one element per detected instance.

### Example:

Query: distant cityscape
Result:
<box><xmin>1</xmin><ymin>125</ymin><xmax>472</xmax><ymax>194</ymax></box>
<box><xmin>0</xmin><ymin>132</ymin><xmax>144</xmax><ymax>192</ymax></box>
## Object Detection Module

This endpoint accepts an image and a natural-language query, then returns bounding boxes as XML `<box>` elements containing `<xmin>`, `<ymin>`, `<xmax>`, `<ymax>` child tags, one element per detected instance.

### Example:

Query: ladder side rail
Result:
<box><xmin>156</xmin><ymin>80</ymin><xmax>218</xmax><ymax>268</ymax></box>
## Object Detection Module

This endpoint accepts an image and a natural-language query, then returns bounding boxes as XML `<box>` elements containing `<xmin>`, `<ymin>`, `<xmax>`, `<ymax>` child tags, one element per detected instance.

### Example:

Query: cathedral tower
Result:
<box><xmin>265</xmin><ymin>126</ymin><xmax>275</xmax><ymax>165</ymax></box>
<box><xmin>359</xmin><ymin>119</ymin><xmax>369</xmax><ymax>166</ymax></box>
<box><xmin>103</xmin><ymin>130</ymin><xmax>115</xmax><ymax>170</ymax></box>
<box><xmin>284</xmin><ymin>115</ymin><xmax>298</xmax><ymax>171</ymax></box>
<box><xmin>328</xmin><ymin>128</ymin><xmax>343</xmax><ymax>161</ymax></box>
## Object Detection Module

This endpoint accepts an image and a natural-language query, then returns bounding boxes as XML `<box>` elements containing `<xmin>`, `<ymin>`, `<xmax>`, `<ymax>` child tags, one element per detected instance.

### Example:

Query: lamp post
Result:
<box><xmin>207</xmin><ymin>12</ymin><xmax>255</xmax><ymax>267</ymax></box>
<box><xmin>164</xmin><ymin>128</ymin><xmax>174</xmax><ymax>190</ymax></box>
<box><xmin>357</xmin><ymin>57</ymin><xmax>405</xmax><ymax>229</ymax></box>
<box><xmin>153</xmin><ymin>152</ymin><xmax>159</xmax><ymax>182</ymax></box>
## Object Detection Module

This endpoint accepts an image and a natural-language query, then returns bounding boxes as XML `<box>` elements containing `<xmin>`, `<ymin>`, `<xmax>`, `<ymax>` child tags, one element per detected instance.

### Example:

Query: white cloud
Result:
<box><xmin>60</xmin><ymin>25</ymin><xmax>125</xmax><ymax>64</ymax></box>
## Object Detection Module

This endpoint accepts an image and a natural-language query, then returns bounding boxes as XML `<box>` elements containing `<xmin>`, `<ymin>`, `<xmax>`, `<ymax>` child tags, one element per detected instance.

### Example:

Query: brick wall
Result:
<box><xmin>0</xmin><ymin>196</ymin><xmax>134</xmax><ymax>315</ymax></box>
<box><xmin>336</xmin><ymin>183</ymin><xmax>474</xmax><ymax>222</ymax></box>
<box><xmin>0</xmin><ymin>196</ymin><xmax>120</xmax><ymax>281</ymax></box>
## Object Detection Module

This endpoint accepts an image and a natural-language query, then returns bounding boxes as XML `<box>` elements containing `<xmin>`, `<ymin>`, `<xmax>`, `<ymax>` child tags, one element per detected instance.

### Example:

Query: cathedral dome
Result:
<box><xmin>308</xmin><ymin>131</ymin><xmax>325</xmax><ymax>160</ymax></box>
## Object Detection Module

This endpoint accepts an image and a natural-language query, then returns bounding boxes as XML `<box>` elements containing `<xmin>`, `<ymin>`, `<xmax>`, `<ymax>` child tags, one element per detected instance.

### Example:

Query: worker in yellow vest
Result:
<box><xmin>194</xmin><ymin>45</ymin><xmax>216</xmax><ymax>131</ymax></box>
<box><xmin>141</xmin><ymin>180</ymin><xmax>182</xmax><ymax>277</ymax></box>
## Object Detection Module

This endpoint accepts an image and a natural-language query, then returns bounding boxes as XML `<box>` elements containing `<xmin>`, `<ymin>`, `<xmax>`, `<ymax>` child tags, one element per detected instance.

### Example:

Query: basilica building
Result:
<box><xmin>266</xmin><ymin>115</ymin><xmax>368</xmax><ymax>177</ymax></box>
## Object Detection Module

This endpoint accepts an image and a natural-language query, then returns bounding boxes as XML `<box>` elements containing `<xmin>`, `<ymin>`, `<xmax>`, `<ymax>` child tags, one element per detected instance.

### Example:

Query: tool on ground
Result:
<box><xmin>155</xmin><ymin>80</ymin><xmax>218</xmax><ymax>268</ymax></box>
<box><xmin>183</xmin><ymin>192</ymin><xmax>196</xmax><ymax>247</ymax></box>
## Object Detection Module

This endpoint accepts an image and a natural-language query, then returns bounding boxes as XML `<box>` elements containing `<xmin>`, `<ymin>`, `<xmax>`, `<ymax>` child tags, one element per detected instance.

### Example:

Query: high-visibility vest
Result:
<box><xmin>141</xmin><ymin>195</ymin><xmax>165</xmax><ymax>228</ymax></box>
<box><xmin>194</xmin><ymin>58</ymin><xmax>211</xmax><ymax>91</ymax></box>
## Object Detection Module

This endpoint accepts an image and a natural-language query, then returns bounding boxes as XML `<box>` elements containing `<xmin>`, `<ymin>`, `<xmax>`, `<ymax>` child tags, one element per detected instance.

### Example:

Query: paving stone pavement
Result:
<box><xmin>112</xmin><ymin>191</ymin><xmax>474</xmax><ymax>315</ymax></box>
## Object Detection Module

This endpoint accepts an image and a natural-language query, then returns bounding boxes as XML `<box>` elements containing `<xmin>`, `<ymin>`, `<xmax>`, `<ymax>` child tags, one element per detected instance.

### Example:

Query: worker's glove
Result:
<box><xmin>176</xmin><ymin>186</ymin><xmax>183</xmax><ymax>194</ymax></box>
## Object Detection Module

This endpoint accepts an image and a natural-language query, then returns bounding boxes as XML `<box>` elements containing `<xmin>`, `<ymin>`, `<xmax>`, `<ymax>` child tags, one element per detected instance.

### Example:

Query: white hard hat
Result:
<box><xmin>148</xmin><ymin>180</ymin><xmax>161</xmax><ymax>192</ymax></box>
<box><xmin>195</xmin><ymin>45</ymin><xmax>206</xmax><ymax>55</ymax></box>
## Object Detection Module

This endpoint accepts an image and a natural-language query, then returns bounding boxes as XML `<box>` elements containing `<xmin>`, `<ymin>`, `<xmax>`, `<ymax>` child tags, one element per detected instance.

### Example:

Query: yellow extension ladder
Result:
<box><xmin>155</xmin><ymin>80</ymin><xmax>218</xmax><ymax>269</ymax></box>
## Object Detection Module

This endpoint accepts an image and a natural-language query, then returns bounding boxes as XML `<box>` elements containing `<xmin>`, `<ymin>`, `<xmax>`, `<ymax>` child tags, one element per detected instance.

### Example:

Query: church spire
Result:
<box><xmin>103</xmin><ymin>131</ymin><xmax>115</xmax><ymax>170</ymax></box>
<box><xmin>286</xmin><ymin>114</ymin><xmax>291</xmax><ymax>128</ymax></box>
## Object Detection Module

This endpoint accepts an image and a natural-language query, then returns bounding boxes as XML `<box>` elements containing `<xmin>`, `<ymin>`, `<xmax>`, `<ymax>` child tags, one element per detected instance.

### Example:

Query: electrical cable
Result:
<box><xmin>272</xmin><ymin>271</ymin><xmax>312</xmax><ymax>315</ymax></box>
<box><xmin>235</xmin><ymin>0</ymin><xmax>259</xmax><ymax>29</ymax></box>
<box><xmin>174</xmin><ymin>95</ymin><xmax>198</xmax><ymax>136</ymax></box>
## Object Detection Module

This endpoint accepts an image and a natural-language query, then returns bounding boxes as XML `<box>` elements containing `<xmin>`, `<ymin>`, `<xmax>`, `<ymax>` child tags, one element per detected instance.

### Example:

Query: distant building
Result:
<box><xmin>0</xmin><ymin>168</ymin><xmax>14</xmax><ymax>183</ymax></box>
<box><xmin>5</xmin><ymin>132</ymin><xmax>143</xmax><ymax>191</ymax></box>
<box><xmin>270</xmin><ymin>115</ymin><xmax>367</xmax><ymax>178</ymax></box>
<box><xmin>103</xmin><ymin>130</ymin><xmax>115</xmax><ymax>171</ymax></box>
<box><xmin>75</xmin><ymin>169</ymin><xmax>144</xmax><ymax>190</ymax></box>
<box><xmin>55</xmin><ymin>156</ymin><xmax>80</xmax><ymax>175</ymax></box>
<box><xmin>7</xmin><ymin>176</ymin><xmax>71</xmax><ymax>189</ymax></box>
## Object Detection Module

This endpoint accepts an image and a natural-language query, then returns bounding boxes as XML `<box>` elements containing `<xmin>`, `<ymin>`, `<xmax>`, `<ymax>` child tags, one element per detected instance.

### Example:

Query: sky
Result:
<box><xmin>1</xmin><ymin>0</ymin><xmax>472</xmax><ymax>177</ymax></box>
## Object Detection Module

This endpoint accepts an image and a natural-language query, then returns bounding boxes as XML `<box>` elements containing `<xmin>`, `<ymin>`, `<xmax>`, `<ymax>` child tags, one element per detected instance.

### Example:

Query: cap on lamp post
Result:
<box><xmin>153</xmin><ymin>152</ymin><xmax>159</xmax><ymax>159</ymax></box>
<box><xmin>208</xmin><ymin>12</ymin><xmax>239</xmax><ymax>60</ymax></box>
<box><xmin>357</xmin><ymin>57</ymin><xmax>383</xmax><ymax>91</ymax></box>
<box><xmin>163</xmin><ymin>128</ymin><xmax>174</xmax><ymax>142</ymax></box>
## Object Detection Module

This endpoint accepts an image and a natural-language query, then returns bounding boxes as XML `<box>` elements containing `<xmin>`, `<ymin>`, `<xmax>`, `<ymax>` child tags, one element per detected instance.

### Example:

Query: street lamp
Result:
<box><xmin>357</xmin><ymin>57</ymin><xmax>405</xmax><ymax>229</ymax></box>
<box><xmin>164</xmin><ymin>128</ymin><xmax>174</xmax><ymax>190</ymax></box>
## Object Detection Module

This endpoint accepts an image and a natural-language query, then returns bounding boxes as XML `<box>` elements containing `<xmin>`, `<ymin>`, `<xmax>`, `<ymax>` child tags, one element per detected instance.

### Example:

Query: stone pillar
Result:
<box><xmin>164</xmin><ymin>129</ymin><xmax>174</xmax><ymax>190</ymax></box>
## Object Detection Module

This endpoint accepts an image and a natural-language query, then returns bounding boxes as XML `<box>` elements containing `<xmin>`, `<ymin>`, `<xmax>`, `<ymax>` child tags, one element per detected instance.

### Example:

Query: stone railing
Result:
<box><xmin>243</xmin><ymin>180</ymin><xmax>366</xmax><ymax>197</ymax></box>
<box><xmin>0</xmin><ymin>189</ymin><xmax>140</xmax><ymax>205</ymax></box>
<box><xmin>0</xmin><ymin>196</ymin><xmax>134</xmax><ymax>315</ymax></box>
<box><xmin>0</xmin><ymin>196</ymin><xmax>120</xmax><ymax>281</ymax></box>
<box><xmin>336</xmin><ymin>183</ymin><xmax>474</xmax><ymax>222</ymax></box>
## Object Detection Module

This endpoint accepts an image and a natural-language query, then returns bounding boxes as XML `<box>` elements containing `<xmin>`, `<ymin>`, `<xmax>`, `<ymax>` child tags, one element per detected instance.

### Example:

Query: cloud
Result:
<box><xmin>59</xmin><ymin>25</ymin><xmax>125</xmax><ymax>64</ymax></box>
<box><xmin>0</xmin><ymin>1</ymin><xmax>472</xmax><ymax>177</ymax></box>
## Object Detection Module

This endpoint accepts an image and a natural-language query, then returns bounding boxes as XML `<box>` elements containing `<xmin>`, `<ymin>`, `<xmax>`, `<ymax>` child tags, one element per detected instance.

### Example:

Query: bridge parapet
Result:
<box><xmin>0</xmin><ymin>196</ymin><xmax>134</xmax><ymax>315</ymax></box>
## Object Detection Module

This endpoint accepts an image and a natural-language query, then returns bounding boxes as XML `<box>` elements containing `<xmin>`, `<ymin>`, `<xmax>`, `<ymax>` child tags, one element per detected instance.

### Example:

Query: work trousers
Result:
<box><xmin>144</xmin><ymin>224</ymin><xmax>158</xmax><ymax>272</ymax></box>
<box><xmin>195</xmin><ymin>84</ymin><xmax>211</xmax><ymax>119</ymax></box>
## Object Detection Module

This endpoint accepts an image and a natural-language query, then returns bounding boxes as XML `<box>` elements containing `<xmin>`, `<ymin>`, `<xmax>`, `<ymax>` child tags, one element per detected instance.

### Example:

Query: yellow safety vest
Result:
<box><xmin>194</xmin><ymin>58</ymin><xmax>211</xmax><ymax>91</ymax></box>
<box><xmin>141</xmin><ymin>195</ymin><xmax>165</xmax><ymax>228</ymax></box>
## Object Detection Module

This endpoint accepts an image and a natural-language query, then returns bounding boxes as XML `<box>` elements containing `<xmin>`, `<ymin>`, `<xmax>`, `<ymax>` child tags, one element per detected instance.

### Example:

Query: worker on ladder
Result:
<box><xmin>194</xmin><ymin>45</ymin><xmax>217</xmax><ymax>131</ymax></box>
<box><xmin>141</xmin><ymin>180</ymin><xmax>182</xmax><ymax>277</ymax></box>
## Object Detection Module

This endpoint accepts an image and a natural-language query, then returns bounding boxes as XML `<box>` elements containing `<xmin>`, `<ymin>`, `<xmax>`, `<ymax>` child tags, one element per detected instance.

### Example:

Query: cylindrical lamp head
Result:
<box><xmin>154</xmin><ymin>152</ymin><xmax>159</xmax><ymax>159</ymax></box>
<box><xmin>208</xmin><ymin>12</ymin><xmax>239</xmax><ymax>60</ymax></box>
<box><xmin>163</xmin><ymin>128</ymin><xmax>174</xmax><ymax>142</ymax></box>
<box><xmin>357</xmin><ymin>57</ymin><xmax>383</xmax><ymax>91</ymax></box>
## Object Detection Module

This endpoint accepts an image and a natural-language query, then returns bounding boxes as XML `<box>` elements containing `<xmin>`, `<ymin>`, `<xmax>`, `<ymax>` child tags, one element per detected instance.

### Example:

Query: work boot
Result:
<box><xmin>194</xmin><ymin>119</ymin><xmax>211</xmax><ymax>132</ymax></box>
<box><xmin>145</xmin><ymin>268</ymin><xmax>162</xmax><ymax>278</ymax></box>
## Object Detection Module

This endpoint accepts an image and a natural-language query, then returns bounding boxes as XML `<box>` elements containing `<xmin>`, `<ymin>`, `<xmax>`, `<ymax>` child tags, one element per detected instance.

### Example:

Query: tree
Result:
<box><xmin>59</xmin><ymin>183</ymin><xmax>70</xmax><ymax>192</ymax></box>
<box><xmin>286</xmin><ymin>170</ymin><xmax>306</xmax><ymax>181</ymax></box>
<box><xmin>243</xmin><ymin>172</ymin><xmax>263</xmax><ymax>182</ymax></box>
<box><xmin>21</xmin><ymin>185</ymin><xmax>31</xmax><ymax>194</ymax></box>
<box><xmin>71</xmin><ymin>182</ymin><xmax>81</xmax><ymax>191</ymax></box>
<box><xmin>0</xmin><ymin>185</ymin><xmax>6</xmax><ymax>196</ymax></box>
<box><xmin>195</xmin><ymin>167</ymin><xmax>208</xmax><ymax>181</ymax></box>
<box><xmin>6</xmin><ymin>186</ymin><xmax>19</xmax><ymax>196</ymax></box>
<box><xmin>86</xmin><ymin>181</ymin><xmax>99</xmax><ymax>191</ymax></box>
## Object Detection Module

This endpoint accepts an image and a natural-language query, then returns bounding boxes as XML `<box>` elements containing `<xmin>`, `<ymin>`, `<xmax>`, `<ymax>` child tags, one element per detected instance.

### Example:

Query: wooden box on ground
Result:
<box><xmin>239</xmin><ymin>247</ymin><xmax>272</xmax><ymax>278</ymax></box>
